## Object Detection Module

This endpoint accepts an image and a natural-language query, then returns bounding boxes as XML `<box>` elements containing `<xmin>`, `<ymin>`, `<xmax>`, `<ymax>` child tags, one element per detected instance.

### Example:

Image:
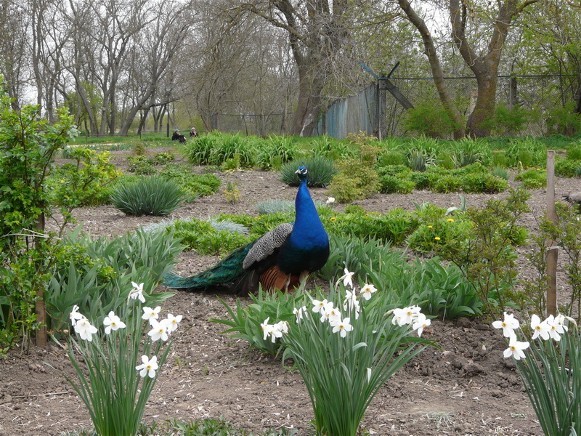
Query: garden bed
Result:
<box><xmin>1</xmin><ymin>166</ymin><xmax>580</xmax><ymax>435</ymax></box>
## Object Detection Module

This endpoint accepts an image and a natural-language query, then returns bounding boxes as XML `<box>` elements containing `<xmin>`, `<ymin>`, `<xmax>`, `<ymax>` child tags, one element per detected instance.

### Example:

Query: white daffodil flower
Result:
<box><xmin>103</xmin><ymin>311</ymin><xmax>126</xmax><ymax>335</ymax></box>
<box><xmin>360</xmin><ymin>284</ymin><xmax>377</xmax><ymax>301</ymax></box>
<box><xmin>312</xmin><ymin>299</ymin><xmax>329</xmax><ymax>314</ymax></box>
<box><xmin>318</xmin><ymin>300</ymin><xmax>335</xmax><ymax>323</ymax></box>
<box><xmin>136</xmin><ymin>355</ymin><xmax>158</xmax><ymax>378</ymax></box>
<box><xmin>530</xmin><ymin>314</ymin><xmax>550</xmax><ymax>340</ymax></box>
<box><xmin>148</xmin><ymin>318</ymin><xmax>169</xmax><ymax>342</ymax></box>
<box><xmin>293</xmin><ymin>306</ymin><xmax>307</xmax><ymax>323</ymax></box>
<box><xmin>325</xmin><ymin>306</ymin><xmax>342</xmax><ymax>325</ymax></box>
<box><xmin>74</xmin><ymin>317</ymin><xmax>98</xmax><ymax>341</ymax></box>
<box><xmin>492</xmin><ymin>312</ymin><xmax>520</xmax><ymax>338</ymax></box>
<box><xmin>545</xmin><ymin>315</ymin><xmax>567</xmax><ymax>341</ymax></box>
<box><xmin>339</xmin><ymin>268</ymin><xmax>355</xmax><ymax>289</ymax></box>
<box><xmin>412</xmin><ymin>313</ymin><xmax>431</xmax><ymax>337</ymax></box>
<box><xmin>503</xmin><ymin>333</ymin><xmax>530</xmax><ymax>360</ymax></box>
<box><xmin>391</xmin><ymin>306</ymin><xmax>421</xmax><ymax>326</ymax></box>
<box><xmin>166</xmin><ymin>313</ymin><xmax>183</xmax><ymax>333</ymax></box>
<box><xmin>326</xmin><ymin>197</ymin><xmax>336</xmax><ymax>204</ymax></box>
<box><xmin>142</xmin><ymin>306</ymin><xmax>161</xmax><ymax>324</ymax></box>
<box><xmin>129</xmin><ymin>282</ymin><xmax>146</xmax><ymax>303</ymax></box>
<box><xmin>261</xmin><ymin>318</ymin><xmax>274</xmax><ymax>341</ymax></box>
<box><xmin>331</xmin><ymin>317</ymin><xmax>353</xmax><ymax>338</ymax></box>
<box><xmin>70</xmin><ymin>305</ymin><xmax>85</xmax><ymax>327</ymax></box>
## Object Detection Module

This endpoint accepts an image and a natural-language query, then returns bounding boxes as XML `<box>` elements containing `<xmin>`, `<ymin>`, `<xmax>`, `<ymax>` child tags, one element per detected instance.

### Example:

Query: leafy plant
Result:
<box><xmin>280</xmin><ymin>156</ymin><xmax>336</xmax><ymax>187</ymax></box>
<box><xmin>403</xmin><ymin>101</ymin><xmax>460</xmax><ymax>138</ymax></box>
<box><xmin>111</xmin><ymin>176</ymin><xmax>182</xmax><ymax>216</ymax></box>
<box><xmin>171</xmin><ymin>218</ymin><xmax>252</xmax><ymax>256</ymax></box>
<box><xmin>223</xmin><ymin>182</ymin><xmax>241</xmax><ymax>203</ymax></box>
<box><xmin>328</xmin><ymin>159</ymin><xmax>380</xmax><ymax>203</ymax></box>
<box><xmin>160</xmin><ymin>164</ymin><xmax>220</xmax><ymax>201</ymax></box>
<box><xmin>515</xmin><ymin>169</ymin><xmax>546</xmax><ymax>189</ymax></box>
<box><xmin>66</xmin><ymin>283</ymin><xmax>180</xmax><ymax>436</ymax></box>
<box><xmin>256</xmin><ymin>199</ymin><xmax>295</xmax><ymax>215</ymax></box>
<box><xmin>555</xmin><ymin>159</ymin><xmax>581</xmax><ymax>178</ymax></box>
<box><xmin>493</xmin><ymin>313</ymin><xmax>579</xmax><ymax>436</ymax></box>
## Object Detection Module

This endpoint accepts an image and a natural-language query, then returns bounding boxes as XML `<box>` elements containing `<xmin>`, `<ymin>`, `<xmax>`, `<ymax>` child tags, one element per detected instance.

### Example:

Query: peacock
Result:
<box><xmin>163</xmin><ymin>166</ymin><xmax>330</xmax><ymax>296</ymax></box>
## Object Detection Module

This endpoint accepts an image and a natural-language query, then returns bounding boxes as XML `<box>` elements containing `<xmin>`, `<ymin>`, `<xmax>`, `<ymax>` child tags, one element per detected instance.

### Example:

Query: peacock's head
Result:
<box><xmin>295</xmin><ymin>166</ymin><xmax>308</xmax><ymax>181</ymax></box>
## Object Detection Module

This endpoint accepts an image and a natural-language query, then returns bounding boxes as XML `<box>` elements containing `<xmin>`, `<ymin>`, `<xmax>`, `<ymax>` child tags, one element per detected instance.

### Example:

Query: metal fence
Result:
<box><xmin>213</xmin><ymin>74</ymin><xmax>577</xmax><ymax>138</ymax></box>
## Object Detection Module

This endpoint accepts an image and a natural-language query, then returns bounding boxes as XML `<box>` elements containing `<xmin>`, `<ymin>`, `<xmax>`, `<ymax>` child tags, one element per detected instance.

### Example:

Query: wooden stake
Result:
<box><xmin>546</xmin><ymin>150</ymin><xmax>558</xmax><ymax>316</ymax></box>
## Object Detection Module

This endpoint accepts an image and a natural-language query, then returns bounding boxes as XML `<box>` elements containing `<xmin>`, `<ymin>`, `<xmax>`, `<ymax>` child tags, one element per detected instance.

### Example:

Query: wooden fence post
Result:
<box><xmin>546</xmin><ymin>150</ymin><xmax>558</xmax><ymax>316</ymax></box>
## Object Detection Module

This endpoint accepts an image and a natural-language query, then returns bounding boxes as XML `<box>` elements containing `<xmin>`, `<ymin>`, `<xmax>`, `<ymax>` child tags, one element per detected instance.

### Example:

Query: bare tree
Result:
<box><xmin>398</xmin><ymin>0</ymin><xmax>539</xmax><ymax>137</ymax></box>
<box><xmin>228</xmin><ymin>0</ymin><xmax>350</xmax><ymax>136</ymax></box>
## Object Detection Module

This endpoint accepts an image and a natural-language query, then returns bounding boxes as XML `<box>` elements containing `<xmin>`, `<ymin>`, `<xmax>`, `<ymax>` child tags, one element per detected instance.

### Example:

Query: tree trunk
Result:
<box><xmin>292</xmin><ymin>64</ymin><xmax>324</xmax><ymax>136</ymax></box>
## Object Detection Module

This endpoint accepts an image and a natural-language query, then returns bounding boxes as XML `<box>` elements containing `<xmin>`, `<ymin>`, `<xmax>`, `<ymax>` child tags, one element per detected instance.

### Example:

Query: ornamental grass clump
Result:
<box><xmin>265</xmin><ymin>268</ymin><xmax>431</xmax><ymax>436</ymax></box>
<box><xmin>493</xmin><ymin>312</ymin><xmax>580</xmax><ymax>436</ymax></box>
<box><xmin>66</xmin><ymin>282</ymin><xmax>182</xmax><ymax>436</ymax></box>
<box><xmin>111</xmin><ymin>175</ymin><xmax>183</xmax><ymax>216</ymax></box>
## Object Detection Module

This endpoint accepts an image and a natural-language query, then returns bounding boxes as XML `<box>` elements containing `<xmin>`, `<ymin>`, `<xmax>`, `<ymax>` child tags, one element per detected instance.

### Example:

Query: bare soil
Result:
<box><xmin>1</xmin><ymin>152</ymin><xmax>581</xmax><ymax>436</ymax></box>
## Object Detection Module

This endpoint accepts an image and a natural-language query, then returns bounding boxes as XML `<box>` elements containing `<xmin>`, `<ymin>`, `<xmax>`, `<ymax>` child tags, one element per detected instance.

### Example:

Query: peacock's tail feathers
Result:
<box><xmin>163</xmin><ymin>243</ymin><xmax>253</xmax><ymax>292</ymax></box>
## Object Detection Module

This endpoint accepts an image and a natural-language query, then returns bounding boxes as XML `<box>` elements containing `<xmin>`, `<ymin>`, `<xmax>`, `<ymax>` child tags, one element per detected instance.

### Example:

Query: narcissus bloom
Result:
<box><xmin>503</xmin><ymin>333</ymin><xmax>529</xmax><ymax>360</ymax></box>
<box><xmin>412</xmin><ymin>313</ymin><xmax>431</xmax><ymax>337</ymax></box>
<box><xmin>148</xmin><ymin>319</ymin><xmax>169</xmax><ymax>342</ymax></box>
<box><xmin>142</xmin><ymin>306</ymin><xmax>161</xmax><ymax>324</ymax></box>
<box><xmin>74</xmin><ymin>317</ymin><xmax>98</xmax><ymax>341</ymax></box>
<box><xmin>136</xmin><ymin>355</ymin><xmax>158</xmax><ymax>378</ymax></box>
<box><xmin>530</xmin><ymin>314</ymin><xmax>550</xmax><ymax>340</ymax></box>
<box><xmin>129</xmin><ymin>282</ymin><xmax>146</xmax><ymax>303</ymax></box>
<box><xmin>166</xmin><ymin>314</ymin><xmax>182</xmax><ymax>333</ymax></box>
<box><xmin>360</xmin><ymin>284</ymin><xmax>377</xmax><ymax>301</ymax></box>
<box><xmin>339</xmin><ymin>268</ymin><xmax>355</xmax><ymax>289</ymax></box>
<box><xmin>545</xmin><ymin>315</ymin><xmax>567</xmax><ymax>341</ymax></box>
<box><xmin>103</xmin><ymin>311</ymin><xmax>126</xmax><ymax>335</ymax></box>
<box><xmin>391</xmin><ymin>306</ymin><xmax>421</xmax><ymax>326</ymax></box>
<box><xmin>492</xmin><ymin>312</ymin><xmax>520</xmax><ymax>338</ymax></box>
<box><xmin>331</xmin><ymin>317</ymin><xmax>353</xmax><ymax>338</ymax></box>
<box><xmin>70</xmin><ymin>305</ymin><xmax>84</xmax><ymax>327</ymax></box>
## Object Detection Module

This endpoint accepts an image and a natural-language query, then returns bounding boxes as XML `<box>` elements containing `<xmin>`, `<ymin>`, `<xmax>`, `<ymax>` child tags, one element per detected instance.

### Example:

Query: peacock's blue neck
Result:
<box><xmin>290</xmin><ymin>179</ymin><xmax>328</xmax><ymax>248</ymax></box>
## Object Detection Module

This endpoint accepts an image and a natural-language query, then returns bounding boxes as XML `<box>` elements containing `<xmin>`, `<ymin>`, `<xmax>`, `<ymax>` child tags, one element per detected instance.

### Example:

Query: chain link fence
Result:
<box><xmin>212</xmin><ymin>74</ymin><xmax>577</xmax><ymax>138</ymax></box>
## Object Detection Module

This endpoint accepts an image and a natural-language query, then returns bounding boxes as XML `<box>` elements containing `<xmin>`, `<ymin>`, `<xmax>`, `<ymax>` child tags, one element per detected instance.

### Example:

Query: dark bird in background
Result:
<box><xmin>563</xmin><ymin>191</ymin><xmax>581</xmax><ymax>212</ymax></box>
<box><xmin>163</xmin><ymin>166</ymin><xmax>330</xmax><ymax>296</ymax></box>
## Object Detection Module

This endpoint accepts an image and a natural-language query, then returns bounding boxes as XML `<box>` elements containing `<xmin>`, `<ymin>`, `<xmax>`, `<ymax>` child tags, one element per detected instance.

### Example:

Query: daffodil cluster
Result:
<box><xmin>391</xmin><ymin>305</ymin><xmax>431</xmax><ymax>337</ymax></box>
<box><xmin>492</xmin><ymin>312</ymin><xmax>571</xmax><ymax>360</ymax></box>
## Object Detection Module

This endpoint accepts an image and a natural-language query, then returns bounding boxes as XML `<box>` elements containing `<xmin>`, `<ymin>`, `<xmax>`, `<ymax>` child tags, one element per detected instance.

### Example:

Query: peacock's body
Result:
<box><xmin>163</xmin><ymin>166</ymin><xmax>330</xmax><ymax>295</ymax></box>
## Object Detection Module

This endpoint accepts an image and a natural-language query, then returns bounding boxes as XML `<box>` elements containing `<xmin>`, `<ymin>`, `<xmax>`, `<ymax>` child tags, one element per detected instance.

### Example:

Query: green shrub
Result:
<box><xmin>491</xmin><ymin>166</ymin><xmax>509</xmax><ymax>180</ymax></box>
<box><xmin>483</xmin><ymin>104</ymin><xmax>531</xmax><ymax>136</ymax></box>
<box><xmin>377</xmin><ymin>150</ymin><xmax>406</xmax><ymax>167</ymax></box>
<box><xmin>492</xmin><ymin>150</ymin><xmax>509</xmax><ymax>167</ymax></box>
<box><xmin>505</xmin><ymin>139</ymin><xmax>546</xmax><ymax>168</ymax></box>
<box><xmin>111</xmin><ymin>176</ymin><xmax>183</xmax><ymax>216</ymax></box>
<box><xmin>280</xmin><ymin>156</ymin><xmax>336</xmax><ymax>187</ymax></box>
<box><xmin>171</xmin><ymin>218</ymin><xmax>252</xmax><ymax>256</ymax></box>
<box><xmin>379</xmin><ymin>175</ymin><xmax>415</xmax><ymax>194</ymax></box>
<box><xmin>151</xmin><ymin>151</ymin><xmax>175</xmax><ymax>165</ymax></box>
<box><xmin>160</xmin><ymin>164</ymin><xmax>220</xmax><ymax>201</ymax></box>
<box><xmin>46</xmin><ymin>229</ymin><xmax>179</xmax><ymax>332</ymax></box>
<box><xmin>567</xmin><ymin>145</ymin><xmax>581</xmax><ymax>161</ymax></box>
<box><xmin>403</xmin><ymin>101</ymin><xmax>460</xmax><ymax>138</ymax></box>
<box><xmin>461</xmin><ymin>172</ymin><xmax>509</xmax><ymax>193</ymax></box>
<box><xmin>127</xmin><ymin>155</ymin><xmax>156</xmax><ymax>175</ymax></box>
<box><xmin>256</xmin><ymin>136</ymin><xmax>297</xmax><ymax>170</ymax></box>
<box><xmin>515</xmin><ymin>169</ymin><xmax>546</xmax><ymax>189</ymax></box>
<box><xmin>546</xmin><ymin>103</ymin><xmax>581</xmax><ymax>136</ymax></box>
<box><xmin>407</xmin><ymin>148</ymin><xmax>436</xmax><ymax>172</ymax></box>
<box><xmin>555</xmin><ymin>159</ymin><xmax>581</xmax><ymax>178</ymax></box>
<box><xmin>328</xmin><ymin>160</ymin><xmax>380</xmax><ymax>203</ymax></box>
<box><xmin>432</xmin><ymin>175</ymin><xmax>463</xmax><ymax>193</ymax></box>
<box><xmin>312</xmin><ymin>135</ymin><xmax>357</xmax><ymax>160</ymax></box>
<box><xmin>450</xmin><ymin>139</ymin><xmax>492</xmax><ymax>168</ymax></box>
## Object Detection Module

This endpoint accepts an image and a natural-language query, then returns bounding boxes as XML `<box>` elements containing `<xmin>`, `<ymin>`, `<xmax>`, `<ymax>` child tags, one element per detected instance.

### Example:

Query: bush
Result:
<box><xmin>111</xmin><ymin>176</ymin><xmax>183</xmax><ymax>216</ymax></box>
<box><xmin>546</xmin><ymin>103</ymin><xmax>581</xmax><ymax>136</ymax></box>
<box><xmin>515</xmin><ymin>169</ymin><xmax>546</xmax><ymax>189</ymax></box>
<box><xmin>483</xmin><ymin>104</ymin><xmax>531</xmax><ymax>136</ymax></box>
<box><xmin>171</xmin><ymin>218</ymin><xmax>252</xmax><ymax>256</ymax></box>
<box><xmin>460</xmin><ymin>172</ymin><xmax>509</xmax><ymax>193</ymax></box>
<box><xmin>160</xmin><ymin>165</ymin><xmax>220</xmax><ymax>201</ymax></box>
<box><xmin>403</xmin><ymin>101</ymin><xmax>460</xmax><ymax>138</ymax></box>
<box><xmin>555</xmin><ymin>159</ymin><xmax>581</xmax><ymax>178</ymax></box>
<box><xmin>328</xmin><ymin>160</ymin><xmax>380</xmax><ymax>203</ymax></box>
<box><xmin>379</xmin><ymin>175</ymin><xmax>415</xmax><ymax>194</ymax></box>
<box><xmin>505</xmin><ymin>139</ymin><xmax>546</xmax><ymax>168</ymax></box>
<box><xmin>280</xmin><ymin>156</ymin><xmax>336</xmax><ymax>187</ymax></box>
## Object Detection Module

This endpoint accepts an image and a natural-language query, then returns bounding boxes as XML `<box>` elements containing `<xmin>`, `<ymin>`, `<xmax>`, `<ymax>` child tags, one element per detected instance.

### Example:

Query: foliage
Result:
<box><xmin>171</xmin><ymin>218</ymin><xmax>252</xmax><ymax>256</ymax></box>
<box><xmin>403</xmin><ymin>101</ymin><xmax>460</xmax><ymax>138</ymax></box>
<box><xmin>279</xmin><ymin>279</ymin><xmax>429</xmax><ymax>436</ymax></box>
<box><xmin>280</xmin><ymin>156</ymin><xmax>336</xmax><ymax>187</ymax></box>
<box><xmin>0</xmin><ymin>88</ymin><xmax>78</xmax><ymax>348</ymax></box>
<box><xmin>66</xmin><ymin>283</ymin><xmax>178</xmax><ymax>436</ymax></box>
<box><xmin>505</xmin><ymin>139</ymin><xmax>547</xmax><ymax>168</ymax></box>
<box><xmin>47</xmin><ymin>148</ymin><xmax>121</xmax><ymax>230</ymax></box>
<box><xmin>223</xmin><ymin>182</ymin><xmax>241</xmax><ymax>203</ymax></box>
<box><xmin>482</xmin><ymin>104</ymin><xmax>532</xmax><ymax>136</ymax></box>
<box><xmin>449</xmin><ymin>139</ymin><xmax>492</xmax><ymax>168</ymax></box>
<box><xmin>160</xmin><ymin>164</ymin><xmax>221</xmax><ymax>201</ymax></box>
<box><xmin>406</xmin><ymin>147</ymin><xmax>437</xmax><ymax>172</ymax></box>
<box><xmin>406</xmin><ymin>210</ymin><xmax>473</xmax><ymax>255</ymax></box>
<box><xmin>213</xmin><ymin>289</ymin><xmax>301</xmax><ymax>356</ymax></box>
<box><xmin>493</xmin><ymin>314</ymin><xmax>579</xmax><ymax>436</ymax></box>
<box><xmin>515</xmin><ymin>169</ymin><xmax>546</xmax><ymax>189</ymax></box>
<box><xmin>110</xmin><ymin>176</ymin><xmax>183</xmax><ymax>216</ymax></box>
<box><xmin>256</xmin><ymin>135</ymin><xmax>296</xmax><ymax>170</ymax></box>
<box><xmin>311</xmin><ymin>135</ymin><xmax>358</xmax><ymax>160</ymax></box>
<box><xmin>546</xmin><ymin>103</ymin><xmax>581</xmax><ymax>136</ymax></box>
<box><xmin>555</xmin><ymin>159</ymin><xmax>581</xmax><ymax>178</ymax></box>
<box><xmin>537</xmin><ymin>203</ymin><xmax>581</xmax><ymax>321</ymax></box>
<box><xmin>321</xmin><ymin>234</ymin><xmax>482</xmax><ymax>319</ymax></box>
<box><xmin>328</xmin><ymin>159</ymin><xmax>380</xmax><ymax>203</ymax></box>
<box><xmin>46</xmin><ymin>229</ymin><xmax>179</xmax><ymax>332</ymax></box>
<box><xmin>438</xmin><ymin>189</ymin><xmax>530</xmax><ymax>314</ymax></box>
<box><xmin>256</xmin><ymin>199</ymin><xmax>295</xmax><ymax>215</ymax></box>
